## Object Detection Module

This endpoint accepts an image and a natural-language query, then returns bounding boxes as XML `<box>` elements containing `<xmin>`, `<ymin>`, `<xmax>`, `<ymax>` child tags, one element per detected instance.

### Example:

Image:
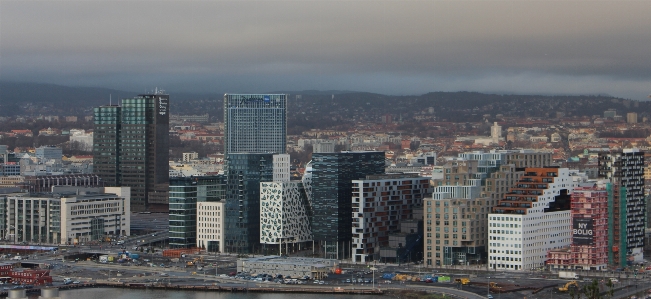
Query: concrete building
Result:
<box><xmin>223</xmin><ymin>94</ymin><xmax>286</xmax><ymax>155</ymax></box>
<box><xmin>351</xmin><ymin>173</ymin><xmax>430</xmax><ymax>263</ymax></box>
<box><xmin>313</xmin><ymin>142</ymin><xmax>335</xmax><ymax>153</ymax></box>
<box><xmin>488</xmin><ymin>167</ymin><xmax>573</xmax><ymax>271</ymax></box>
<box><xmin>237</xmin><ymin>256</ymin><xmax>338</xmax><ymax>280</ymax></box>
<box><xmin>197</xmin><ymin>201</ymin><xmax>225</xmax><ymax>253</ymax></box>
<box><xmin>182</xmin><ymin>152</ymin><xmax>199</xmax><ymax>162</ymax></box>
<box><xmin>60</xmin><ymin>186</ymin><xmax>131</xmax><ymax>245</ymax></box>
<box><xmin>598</xmin><ymin>149</ymin><xmax>645</xmax><ymax>264</ymax></box>
<box><xmin>273</xmin><ymin>154</ymin><xmax>290</xmax><ymax>183</ymax></box>
<box><xmin>259</xmin><ymin>181</ymin><xmax>312</xmax><ymax>254</ymax></box>
<box><xmin>627</xmin><ymin>112</ymin><xmax>638</xmax><ymax>124</ymax></box>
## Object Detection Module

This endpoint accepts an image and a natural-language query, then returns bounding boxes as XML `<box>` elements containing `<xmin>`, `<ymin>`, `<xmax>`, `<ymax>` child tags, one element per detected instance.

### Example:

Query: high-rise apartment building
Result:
<box><xmin>92</xmin><ymin>93</ymin><xmax>169</xmax><ymax>212</ymax></box>
<box><xmin>351</xmin><ymin>173</ymin><xmax>430</xmax><ymax>263</ymax></box>
<box><xmin>310</xmin><ymin>151</ymin><xmax>385</xmax><ymax>259</ymax></box>
<box><xmin>223</xmin><ymin>153</ymin><xmax>274</xmax><ymax>253</ymax></box>
<box><xmin>488</xmin><ymin>167</ymin><xmax>572</xmax><ymax>271</ymax></box>
<box><xmin>223</xmin><ymin>94</ymin><xmax>287</xmax><ymax>154</ymax></box>
<box><xmin>598</xmin><ymin>148</ymin><xmax>645</xmax><ymax>264</ymax></box>
<box><xmin>169</xmin><ymin>175</ymin><xmax>226</xmax><ymax>248</ymax></box>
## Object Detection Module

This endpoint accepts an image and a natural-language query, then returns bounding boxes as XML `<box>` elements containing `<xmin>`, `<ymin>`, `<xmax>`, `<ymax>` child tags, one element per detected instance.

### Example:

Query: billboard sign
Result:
<box><xmin>572</xmin><ymin>218</ymin><xmax>593</xmax><ymax>246</ymax></box>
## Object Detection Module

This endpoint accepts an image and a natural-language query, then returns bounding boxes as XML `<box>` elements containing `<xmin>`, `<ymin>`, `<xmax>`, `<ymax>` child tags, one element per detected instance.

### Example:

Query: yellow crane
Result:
<box><xmin>558</xmin><ymin>280</ymin><xmax>579</xmax><ymax>292</ymax></box>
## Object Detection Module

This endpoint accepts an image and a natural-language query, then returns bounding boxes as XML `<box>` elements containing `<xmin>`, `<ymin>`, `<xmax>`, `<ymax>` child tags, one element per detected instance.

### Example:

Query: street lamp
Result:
<box><xmin>370</xmin><ymin>267</ymin><xmax>377</xmax><ymax>290</ymax></box>
<box><xmin>487</xmin><ymin>276</ymin><xmax>490</xmax><ymax>297</ymax></box>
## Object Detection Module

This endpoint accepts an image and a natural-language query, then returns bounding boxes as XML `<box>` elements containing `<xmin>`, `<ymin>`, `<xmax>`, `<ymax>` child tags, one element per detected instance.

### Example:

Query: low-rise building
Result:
<box><xmin>237</xmin><ymin>256</ymin><xmax>338</xmax><ymax>280</ymax></box>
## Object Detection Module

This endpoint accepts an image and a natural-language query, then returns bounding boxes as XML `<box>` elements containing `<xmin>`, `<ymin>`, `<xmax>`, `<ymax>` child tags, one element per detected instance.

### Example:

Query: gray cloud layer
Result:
<box><xmin>2</xmin><ymin>1</ymin><xmax>651</xmax><ymax>99</ymax></box>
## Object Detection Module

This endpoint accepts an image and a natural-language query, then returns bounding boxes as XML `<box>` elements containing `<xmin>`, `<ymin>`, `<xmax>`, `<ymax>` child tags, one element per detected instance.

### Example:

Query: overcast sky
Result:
<box><xmin>2</xmin><ymin>0</ymin><xmax>651</xmax><ymax>99</ymax></box>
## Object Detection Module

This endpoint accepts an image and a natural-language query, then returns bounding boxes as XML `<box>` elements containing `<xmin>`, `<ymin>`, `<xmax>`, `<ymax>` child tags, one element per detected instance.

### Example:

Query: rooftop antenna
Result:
<box><xmin>110</xmin><ymin>94</ymin><xmax>112</xmax><ymax>106</ymax></box>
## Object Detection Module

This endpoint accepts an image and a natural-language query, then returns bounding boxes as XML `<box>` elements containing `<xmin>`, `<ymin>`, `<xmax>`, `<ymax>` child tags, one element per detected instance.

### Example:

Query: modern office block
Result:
<box><xmin>93</xmin><ymin>105</ymin><xmax>121</xmax><ymax>186</ymax></box>
<box><xmin>223</xmin><ymin>94</ymin><xmax>286</xmax><ymax>154</ymax></box>
<box><xmin>35</xmin><ymin>146</ymin><xmax>63</xmax><ymax>161</ymax></box>
<box><xmin>310</xmin><ymin>151</ymin><xmax>385</xmax><ymax>259</ymax></box>
<box><xmin>224</xmin><ymin>153</ymin><xmax>274</xmax><ymax>253</ymax></box>
<box><xmin>92</xmin><ymin>93</ymin><xmax>169</xmax><ymax>212</ymax></box>
<box><xmin>260</xmin><ymin>181</ymin><xmax>312</xmax><ymax>252</ymax></box>
<box><xmin>169</xmin><ymin>175</ymin><xmax>226</xmax><ymax>249</ymax></box>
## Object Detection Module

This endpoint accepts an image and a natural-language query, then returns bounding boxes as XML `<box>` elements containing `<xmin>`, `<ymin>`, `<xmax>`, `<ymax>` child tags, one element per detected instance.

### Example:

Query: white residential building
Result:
<box><xmin>196</xmin><ymin>201</ymin><xmax>225</xmax><ymax>253</ymax></box>
<box><xmin>488</xmin><ymin>167</ymin><xmax>573</xmax><ymax>271</ymax></box>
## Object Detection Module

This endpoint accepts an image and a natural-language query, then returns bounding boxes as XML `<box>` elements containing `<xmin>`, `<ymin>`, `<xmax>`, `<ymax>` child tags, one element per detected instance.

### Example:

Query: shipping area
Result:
<box><xmin>0</xmin><ymin>242</ymin><xmax>649</xmax><ymax>299</ymax></box>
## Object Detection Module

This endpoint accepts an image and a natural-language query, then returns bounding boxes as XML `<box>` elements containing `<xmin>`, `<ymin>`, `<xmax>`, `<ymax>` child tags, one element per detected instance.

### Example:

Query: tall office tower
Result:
<box><xmin>223</xmin><ymin>94</ymin><xmax>287</xmax><ymax>154</ymax></box>
<box><xmin>169</xmin><ymin>175</ymin><xmax>226</xmax><ymax>249</ymax></box>
<box><xmin>310</xmin><ymin>151</ymin><xmax>385</xmax><ymax>259</ymax></box>
<box><xmin>224</xmin><ymin>153</ymin><xmax>274</xmax><ymax>253</ymax></box>
<box><xmin>488</xmin><ymin>167</ymin><xmax>573</xmax><ymax>271</ymax></box>
<box><xmin>599</xmin><ymin>148</ymin><xmax>645</xmax><ymax>264</ymax></box>
<box><xmin>92</xmin><ymin>93</ymin><xmax>169</xmax><ymax>212</ymax></box>
<box><xmin>93</xmin><ymin>105</ymin><xmax>121</xmax><ymax>186</ymax></box>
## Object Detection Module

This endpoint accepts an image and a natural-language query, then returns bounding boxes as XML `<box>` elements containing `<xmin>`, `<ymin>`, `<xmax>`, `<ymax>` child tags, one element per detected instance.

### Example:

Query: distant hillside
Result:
<box><xmin>1</xmin><ymin>82</ymin><xmax>649</xmax><ymax>132</ymax></box>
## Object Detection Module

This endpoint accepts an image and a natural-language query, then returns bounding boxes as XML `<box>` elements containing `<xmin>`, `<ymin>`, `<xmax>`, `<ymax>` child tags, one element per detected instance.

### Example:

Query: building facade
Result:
<box><xmin>169</xmin><ymin>175</ymin><xmax>226</xmax><ymax>248</ymax></box>
<box><xmin>60</xmin><ymin>186</ymin><xmax>131</xmax><ymax>245</ymax></box>
<box><xmin>93</xmin><ymin>93</ymin><xmax>170</xmax><ymax>212</ymax></box>
<box><xmin>35</xmin><ymin>146</ymin><xmax>63</xmax><ymax>161</ymax></box>
<box><xmin>223</xmin><ymin>94</ymin><xmax>287</xmax><ymax>155</ymax></box>
<box><xmin>351</xmin><ymin>173</ymin><xmax>430</xmax><ymax>263</ymax></box>
<box><xmin>197</xmin><ymin>201</ymin><xmax>225</xmax><ymax>253</ymax></box>
<box><xmin>259</xmin><ymin>181</ymin><xmax>312</xmax><ymax>253</ymax></box>
<box><xmin>310</xmin><ymin>151</ymin><xmax>385</xmax><ymax>259</ymax></box>
<box><xmin>598</xmin><ymin>149</ymin><xmax>645</xmax><ymax>264</ymax></box>
<box><xmin>488</xmin><ymin>167</ymin><xmax>573</xmax><ymax>271</ymax></box>
<box><xmin>224</xmin><ymin>153</ymin><xmax>274</xmax><ymax>253</ymax></box>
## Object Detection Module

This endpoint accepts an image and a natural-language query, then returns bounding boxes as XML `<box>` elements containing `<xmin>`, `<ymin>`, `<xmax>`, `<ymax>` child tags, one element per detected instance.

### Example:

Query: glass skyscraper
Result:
<box><xmin>92</xmin><ymin>93</ymin><xmax>169</xmax><ymax>212</ymax></box>
<box><xmin>310</xmin><ymin>151</ymin><xmax>385</xmax><ymax>259</ymax></box>
<box><xmin>223</xmin><ymin>94</ymin><xmax>286</xmax><ymax>154</ymax></box>
<box><xmin>223</xmin><ymin>153</ymin><xmax>274</xmax><ymax>253</ymax></box>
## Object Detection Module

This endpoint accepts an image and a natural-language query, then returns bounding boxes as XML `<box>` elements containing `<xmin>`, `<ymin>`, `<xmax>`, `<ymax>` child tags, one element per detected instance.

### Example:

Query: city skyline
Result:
<box><xmin>1</xmin><ymin>1</ymin><xmax>651</xmax><ymax>100</ymax></box>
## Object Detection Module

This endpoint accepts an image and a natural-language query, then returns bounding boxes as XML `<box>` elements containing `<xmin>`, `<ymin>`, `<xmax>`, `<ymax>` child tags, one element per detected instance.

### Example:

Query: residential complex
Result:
<box><xmin>489</xmin><ymin>167</ymin><xmax>573</xmax><ymax>271</ymax></box>
<box><xmin>351</xmin><ymin>173</ymin><xmax>430</xmax><ymax>263</ymax></box>
<box><xmin>598</xmin><ymin>149</ymin><xmax>645</xmax><ymax>264</ymax></box>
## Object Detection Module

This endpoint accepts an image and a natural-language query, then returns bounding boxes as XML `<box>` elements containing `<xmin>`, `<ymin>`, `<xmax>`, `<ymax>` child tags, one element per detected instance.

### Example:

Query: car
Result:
<box><xmin>72</xmin><ymin>281</ymin><xmax>80</xmax><ymax>284</ymax></box>
<box><xmin>346</xmin><ymin>279</ymin><xmax>351</xmax><ymax>283</ymax></box>
<box><xmin>487</xmin><ymin>295</ymin><xmax>494</xmax><ymax>299</ymax></box>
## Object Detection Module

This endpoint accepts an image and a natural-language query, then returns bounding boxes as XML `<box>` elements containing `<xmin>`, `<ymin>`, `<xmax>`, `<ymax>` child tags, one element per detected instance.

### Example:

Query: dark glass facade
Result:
<box><xmin>310</xmin><ymin>152</ymin><xmax>385</xmax><ymax>259</ymax></box>
<box><xmin>93</xmin><ymin>105</ymin><xmax>121</xmax><ymax>186</ymax></box>
<box><xmin>223</xmin><ymin>94</ymin><xmax>286</xmax><ymax>154</ymax></box>
<box><xmin>223</xmin><ymin>153</ymin><xmax>274</xmax><ymax>253</ymax></box>
<box><xmin>92</xmin><ymin>94</ymin><xmax>169</xmax><ymax>212</ymax></box>
<box><xmin>169</xmin><ymin>175</ymin><xmax>226</xmax><ymax>249</ymax></box>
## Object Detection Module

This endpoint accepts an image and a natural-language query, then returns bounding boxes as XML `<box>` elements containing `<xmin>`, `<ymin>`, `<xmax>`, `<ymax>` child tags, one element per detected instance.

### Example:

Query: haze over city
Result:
<box><xmin>2</xmin><ymin>1</ymin><xmax>651</xmax><ymax>100</ymax></box>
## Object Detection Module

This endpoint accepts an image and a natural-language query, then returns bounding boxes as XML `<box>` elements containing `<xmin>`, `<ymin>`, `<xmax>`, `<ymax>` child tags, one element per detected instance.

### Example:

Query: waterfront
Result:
<box><xmin>27</xmin><ymin>288</ymin><xmax>380</xmax><ymax>299</ymax></box>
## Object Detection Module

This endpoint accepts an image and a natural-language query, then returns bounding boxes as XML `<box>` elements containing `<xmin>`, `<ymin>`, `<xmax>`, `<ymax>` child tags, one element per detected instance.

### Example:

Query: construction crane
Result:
<box><xmin>558</xmin><ymin>280</ymin><xmax>579</xmax><ymax>292</ymax></box>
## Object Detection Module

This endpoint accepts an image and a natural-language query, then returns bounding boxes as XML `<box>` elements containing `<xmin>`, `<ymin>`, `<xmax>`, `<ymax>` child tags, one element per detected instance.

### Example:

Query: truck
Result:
<box><xmin>559</xmin><ymin>271</ymin><xmax>579</xmax><ymax>279</ymax></box>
